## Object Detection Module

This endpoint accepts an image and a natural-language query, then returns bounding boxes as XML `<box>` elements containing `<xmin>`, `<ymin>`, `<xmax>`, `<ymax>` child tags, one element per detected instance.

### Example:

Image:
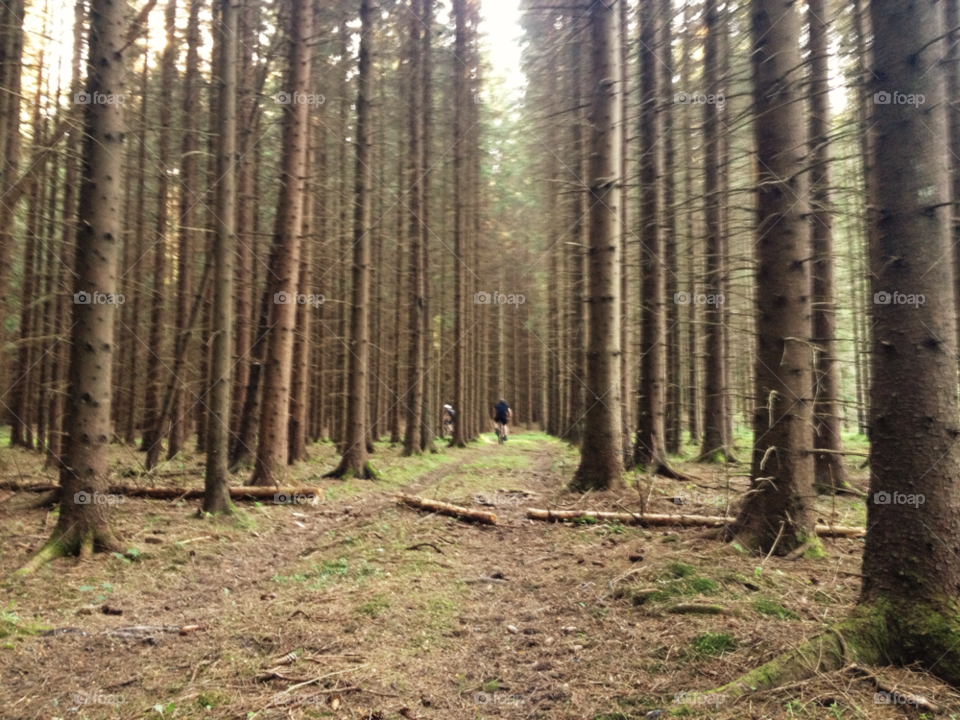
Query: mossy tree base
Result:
<box><xmin>16</xmin><ymin>523</ymin><xmax>123</xmax><ymax>576</ymax></box>
<box><xmin>323</xmin><ymin>460</ymin><xmax>378</xmax><ymax>480</ymax></box>
<box><xmin>673</xmin><ymin>599</ymin><xmax>960</xmax><ymax>711</ymax></box>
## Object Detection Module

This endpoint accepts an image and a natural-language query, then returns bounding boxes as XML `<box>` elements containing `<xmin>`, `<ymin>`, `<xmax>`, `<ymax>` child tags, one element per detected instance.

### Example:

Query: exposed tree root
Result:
<box><xmin>16</xmin><ymin>524</ymin><xmax>124</xmax><ymax>576</ymax></box>
<box><xmin>674</xmin><ymin>600</ymin><xmax>960</xmax><ymax>711</ymax></box>
<box><xmin>322</xmin><ymin>460</ymin><xmax>378</xmax><ymax>480</ymax></box>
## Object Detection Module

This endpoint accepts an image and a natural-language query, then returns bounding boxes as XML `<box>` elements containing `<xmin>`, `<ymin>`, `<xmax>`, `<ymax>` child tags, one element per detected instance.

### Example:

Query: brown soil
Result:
<box><xmin>0</xmin><ymin>431</ymin><xmax>957</xmax><ymax>719</ymax></box>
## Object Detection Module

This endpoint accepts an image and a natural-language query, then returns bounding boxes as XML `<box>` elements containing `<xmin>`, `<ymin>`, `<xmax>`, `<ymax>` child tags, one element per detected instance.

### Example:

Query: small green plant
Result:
<box><xmin>357</xmin><ymin>593</ymin><xmax>389</xmax><ymax>617</ymax></box>
<box><xmin>754</xmin><ymin>597</ymin><xmax>799</xmax><ymax>620</ymax></box>
<box><xmin>691</xmin><ymin>631</ymin><xmax>738</xmax><ymax>657</ymax></box>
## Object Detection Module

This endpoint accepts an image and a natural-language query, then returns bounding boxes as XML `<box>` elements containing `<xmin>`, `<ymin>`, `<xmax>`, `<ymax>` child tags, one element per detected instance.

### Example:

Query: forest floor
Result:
<box><xmin>0</xmin><ymin>430</ymin><xmax>957</xmax><ymax>720</ymax></box>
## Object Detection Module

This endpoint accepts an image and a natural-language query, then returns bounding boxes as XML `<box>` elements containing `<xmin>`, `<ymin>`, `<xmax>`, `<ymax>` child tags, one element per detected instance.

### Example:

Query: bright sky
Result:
<box><xmin>477</xmin><ymin>0</ymin><xmax>527</xmax><ymax>93</ymax></box>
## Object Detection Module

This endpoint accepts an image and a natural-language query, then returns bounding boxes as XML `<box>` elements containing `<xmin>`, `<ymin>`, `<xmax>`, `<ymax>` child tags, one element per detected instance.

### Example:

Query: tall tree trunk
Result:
<box><xmin>21</xmin><ymin>0</ymin><xmax>127</xmax><ymax>573</ymax></box>
<box><xmin>248</xmin><ymin>0</ymin><xmax>313</xmax><ymax>485</ymax></box>
<box><xmin>404</xmin><ymin>0</ymin><xmax>426</xmax><ymax>454</ymax></box>
<box><xmin>572</xmin><ymin>0</ymin><xmax>623</xmax><ymax>491</ymax></box>
<box><xmin>169</xmin><ymin>0</ymin><xmax>203</xmax><ymax>460</ymax></box>
<box><xmin>47</xmin><ymin>0</ymin><xmax>86</xmax><ymax>468</ymax></box>
<box><xmin>123</xmin><ymin>47</ymin><xmax>149</xmax><ymax>446</ymax></box>
<box><xmin>858</xmin><ymin>0</ymin><xmax>960</xmax><ymax>682</ymax></box>
<box><xmin>204</xmin><ymin>0</ymin><xmax>238</xmax><ymax>514</ymax></box>
<box><xmin>420</xmin><ymin>0</ymin><xmax>437</xmax><ymax>454</ymax></box>
<box><xmin>807</xmin><ymin>0</ymin><xmax>849</xmax><ymax>494</ymax></box>
<box><xmin>727</xmin><ymin>0</ymin><xmax>818</xmax><ymax>555</ymax></box>
<box><xmin>230</xmin><ymin>0</ymin><xmax>258</xmax><ymax>446</ymax></box>
<box><xmin>566</xmin><ymin>27</ymin><xmax>586</xmax><ymax>447</ymax></box>
<box><xmin>634</xmin><ymin>0</ymin><xmax>669</xmax><ymax>472</ymax></box>
<box><xmin>698</xmin><ymin>0</ymin><xmax>730</xmax><ymax>462</ymax></box>
<box><xmin>0</xmin><ymin>0</ymin><xmax>24</xmax><ymax>415</ymax></box>
<box><xmin>143</xmin><ymin>0</ymin><xmax>178</xmax><ymax>469</ymax></box>
<box><xmin>661</xmin><ymin>0</ymin><xmax>682</xmax><ymax>457</ymax></box>
<box><xmin>328</xmin><ymin>0</ymin><xmax>374</xmax><ymax>479</ymax></box>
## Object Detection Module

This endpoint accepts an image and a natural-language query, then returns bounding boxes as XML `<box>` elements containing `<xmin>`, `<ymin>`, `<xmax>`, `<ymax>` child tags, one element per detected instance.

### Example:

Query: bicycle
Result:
<box><xmin>495</xmin><ymin>420</ymin><xmax>506</xmax><ymax>444</ymax></box>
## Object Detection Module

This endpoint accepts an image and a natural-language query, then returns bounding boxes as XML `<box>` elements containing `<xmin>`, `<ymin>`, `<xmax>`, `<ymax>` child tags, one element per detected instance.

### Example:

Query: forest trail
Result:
<box><xmin>0</xmin><ymin>434</ymin><xmax>951</xmax><ymax>718</ymax></box>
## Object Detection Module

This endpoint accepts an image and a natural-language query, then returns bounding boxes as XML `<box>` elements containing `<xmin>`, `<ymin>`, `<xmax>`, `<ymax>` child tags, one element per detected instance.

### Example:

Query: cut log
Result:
<box><xmin>396</xmin><ymin>494</ymin><xmax>497</xmax><ymax>524</ymax></box>
<box><xmin>0</xmin><ymin>482</ymin><xmax>321</xmax><ymax>501</ymax></box>
<box><xmin>525</xmin><ymin>508</ymin><xmax>864</xmax><ymax>538</ymax></box>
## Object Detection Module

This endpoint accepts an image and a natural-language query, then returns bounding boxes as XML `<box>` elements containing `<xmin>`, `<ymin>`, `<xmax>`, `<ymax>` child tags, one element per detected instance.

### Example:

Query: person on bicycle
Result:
<box><xmin>494</xmin><ymin>398</ymin><xmax>512</xmax><ymax>441</ymax></box>
<box><xmin>443</xmin><ymin>404</ymin><xmax>455</xmax><ymax>436</ymax></box>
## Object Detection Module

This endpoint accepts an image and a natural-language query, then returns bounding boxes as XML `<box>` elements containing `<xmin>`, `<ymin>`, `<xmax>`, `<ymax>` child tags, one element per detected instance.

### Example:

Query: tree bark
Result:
<box><xmin>248</xmin><ymin>0</ymin><xmax>313</xmax><ymax>486</ymax></box>
<box><xmin>635</xmin><ymin>0</ymin><xmax>668</xmax><ymax>472</ymax></box>
<box><xmin>404</xmin><ymin>0</ymin><xmax>426</xmax><ymax>454</ymax></box>
<box><xmin>21</xmin><ymin>0</ymin><xmax>127</xmax><ymax>572</ymax></box>
<box><xmin>698</xmin><ymin>0</ymin><xmax>730</xmax><ymax>463</ymax></box>
<box><xmin>328</xmin><ymin>0</ymin><xmax>375</xmax><ymax>479</ymax></box>
<box><xmin>203</xmin><ymin>0</ymin><xmax>238</xmax><ymax>514</ymax></box>
<box><xmin>807</xmin><ymin>0</ymin><xmax>849</xmax><ymax>494</ymax></box>
<box><xmin>726</xmin><ymin>0</ymin><xmax>818</xmax><ymax>555</ymax></box>
<box><xmin>572</xmin><ymin>0</ymin><xmax>623</xmax><ymax>491</ymax></box>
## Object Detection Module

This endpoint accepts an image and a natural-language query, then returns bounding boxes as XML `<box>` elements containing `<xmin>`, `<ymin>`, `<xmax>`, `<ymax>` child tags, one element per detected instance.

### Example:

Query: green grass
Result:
<box><xmin>691</xmin><ymin>631</ymin><xmax>738</xmax><ymax>657</ymax></box>
<box><xmin>356</xmin><ymin>593</ymin><xmax>390</xmax><ymax>617</ymax></box>
<box><xmin>753</xmin><ymin>597</ymin><xmax>800</xmax><ymax>620</ymax></box>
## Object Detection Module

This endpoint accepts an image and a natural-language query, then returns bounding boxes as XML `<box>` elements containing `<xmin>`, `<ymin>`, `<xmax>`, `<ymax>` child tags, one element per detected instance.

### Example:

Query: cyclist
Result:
<box><xmin>443</xmin><ymin>404</ymin><xmax>455</xmax><ymax>436</ymax></box>
<box><xmin>493</xmin><ymin>398</ymin><xmax>512</xmax><ymax>442</ymax></box>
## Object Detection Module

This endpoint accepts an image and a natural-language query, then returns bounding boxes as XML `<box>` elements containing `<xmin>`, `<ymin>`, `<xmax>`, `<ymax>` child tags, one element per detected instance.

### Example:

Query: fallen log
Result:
<box><xmin>396</xmin><ymin>494</ymin><xmax>497</xmax><ymax>524</ymax></box>
<box><xmin>525</xmin><ymin>508</ymin><xmax>865</xmax><ymax>538</ymax></box>
<box><xmin>0</xmin><ymin>483</ymin><xmax>321</xmax><ymax>501</ymax></box>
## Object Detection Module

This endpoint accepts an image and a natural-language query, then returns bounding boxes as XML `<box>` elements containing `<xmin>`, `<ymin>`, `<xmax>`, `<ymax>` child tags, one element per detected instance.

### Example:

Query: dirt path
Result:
<box><xmin>0</xmin><ymin>433</ymin><xmax>949</xmax><ymax>720</ymax></box>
